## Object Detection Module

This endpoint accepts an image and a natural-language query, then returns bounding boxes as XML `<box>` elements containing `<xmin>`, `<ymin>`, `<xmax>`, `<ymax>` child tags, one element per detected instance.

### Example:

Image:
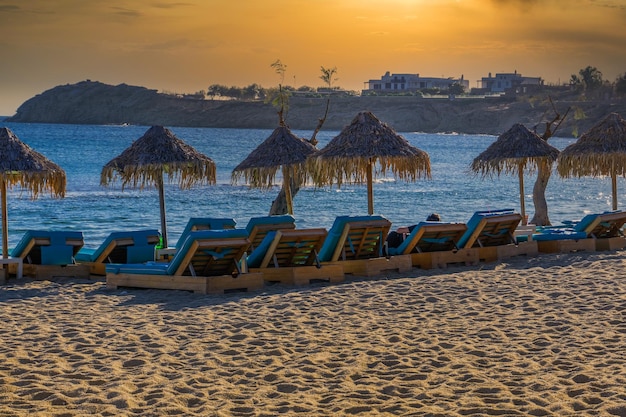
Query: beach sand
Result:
<box><xmin>1</xmin><ymin>251</ymin><xmax>626</xmax><ymax>416</ymax></box>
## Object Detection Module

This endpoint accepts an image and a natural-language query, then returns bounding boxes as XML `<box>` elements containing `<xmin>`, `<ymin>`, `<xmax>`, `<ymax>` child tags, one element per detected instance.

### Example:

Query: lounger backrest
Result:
<box><xmin>457</xmin><ymin>209</ymin><xmax>520</xmax><ymax>249</ymax></box>
<box><xmin>168</xmin><ymin>229</ymin><xmax>251</xmax><ymax>276</ymax></box>
<box><xmin>318</xmin><ymin>215</ymin><xmax>391</xmax><ymax>262</ymax></box>
<box><xmin>245</xmin><ymin>215</ymin><xmax>296</xmax><ymax>251</ymax></box>
<box><xmin>393</xmin><ymin>222</ymin><xmax>467</xmax><ymax>255</ymax></box>
<box><xmin>574</xmin><ymin>211</ymin><xmax>626</xmax><ymax>238</ymax></box>
<box><xmin>11</xmin><ymin>230</ymin><xmax>84</xmax><ymax>265</ymax></box>
<box><xmin>175</xmin><ymin>218</ymin><xmax>237</xmax><ymax>249</ymax></box>
<box><xmin>247</xmin><ymin>228</ymin><xmax>327</xmax><ymax>268</ymax></box>
<box><xmin>89</xmin><ymin>229</ymin><xmax>160</xmax><ymax>264</ymax></box>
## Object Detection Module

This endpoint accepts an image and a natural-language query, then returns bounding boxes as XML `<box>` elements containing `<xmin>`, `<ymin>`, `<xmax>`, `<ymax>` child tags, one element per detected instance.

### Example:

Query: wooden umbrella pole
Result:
<box><xmin>1</xmin><ymin>178</ymin><xmax>7</xmax><ymax>259</ymax></box>
<box><xmin>282</xmin><ymin>166</ymin><xmax>294</xmax><ymax>215</ymax></box>
<box><xmin>157</xmin><ymin>172</ymin><xmax>168</xmax><ymax>248</ymax></box>
<box><xmin>367</xmin><ymin>159</ymin><xmax>374</xmax><ymax>215</ymax></box>
<box><xmin>612</xmin><ymin>169</ymin><xmax>618</xmax><ymax>211</ymax></box>
<box><xmin>518</xmin><ymin>164</ymin><xmax>526</xmax><ymax>225</ymax></box>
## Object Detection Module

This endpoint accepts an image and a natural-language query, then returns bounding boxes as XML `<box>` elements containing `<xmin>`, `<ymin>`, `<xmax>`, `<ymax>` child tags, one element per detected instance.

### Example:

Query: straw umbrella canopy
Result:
<box><xmin>0</xmin><ymin>127</ymin><xmax>66</xmax><ymax>258</ymax></box>
<box><xmin>471</xmin><ymin>123</ymin><xmax>560</xmax><ymax>225</ymax></box>
<box><xmin>307</xmin><ymin>111</ymin><xmax>431</xmax><ymax>215</ymax></box>
<box><xmin>557</xmin><ymin>112</ymin><xmax>626</xmax><ymax>211</ymax></box>
<box><xmin>231</xmin><ymin>125</ymin><xmax>316</xmax><ymax>215</ymax></box>
<box><xmin>101</xmin><ymin>125</ymin><xmax>216</xmax><ymax>248</ymax></box>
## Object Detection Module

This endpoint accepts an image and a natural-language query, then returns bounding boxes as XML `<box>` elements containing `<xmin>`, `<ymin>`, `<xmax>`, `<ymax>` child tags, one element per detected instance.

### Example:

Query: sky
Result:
<box><xmin>1</xmin><ymin>0</ymin><xmax>625</xmax><ymax>115</ymax></box>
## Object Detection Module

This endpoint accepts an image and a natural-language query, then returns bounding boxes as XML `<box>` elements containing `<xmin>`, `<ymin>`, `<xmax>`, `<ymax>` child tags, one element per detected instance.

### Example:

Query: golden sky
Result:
<box><xmin>1</xmin><ymin>0</ymin><xmax>625</xmax><ymax>115</ymax></box>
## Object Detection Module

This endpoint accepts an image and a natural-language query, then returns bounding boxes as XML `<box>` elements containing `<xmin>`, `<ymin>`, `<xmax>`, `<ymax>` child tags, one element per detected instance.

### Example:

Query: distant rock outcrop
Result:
<box><xmin>7</xmin><ymin>80</ymin><xmax>626</xmax><ymax>136</ymax></box>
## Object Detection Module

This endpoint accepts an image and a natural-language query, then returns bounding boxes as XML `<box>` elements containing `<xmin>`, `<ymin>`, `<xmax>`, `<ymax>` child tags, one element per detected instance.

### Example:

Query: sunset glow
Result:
<box><xmin>0</xmin><ymin>0</ymin><xmax>625</xmax><ymax>114</ymax></box>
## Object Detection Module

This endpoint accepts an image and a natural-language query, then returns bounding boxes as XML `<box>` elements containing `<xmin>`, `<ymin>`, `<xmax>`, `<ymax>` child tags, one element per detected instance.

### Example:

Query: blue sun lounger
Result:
<box><xmin>175</xmin><ymin>217</ymin><xmax>237</xmax><ymax>249</ymax></box>
<box><xmin>75</xmin><ymin>229</ymin><xmax>161</xmax><ymax>275</ymax></box>
<box><xmin>245</xmin><ymin>215</ymin><xmax>296</xmax><ymax>251</ymax></box>
<box><xmin>317</xmin><ymin>215</ymin><xmax>410</xmax><ymax>276</ymax></box>
<box><xmin>246</xmin><ymin>228</ymin><xmax>343</xmax><ymax>285</ymax></box>
<box><xmin>533</xmin><ymin>210</ymin><xmax>626</xmax><ymax>252</ymax></box>
<box><xmin>386</xmin><ymin>221</ymin><xmax>467</xmax><ymax>256</ymax></box>
<box><xmin>106</xmin><ymin>229</ymin><xmax>263</xmax><ymax>294</ymax></box>
<box><xmin>10</xmin><ymin>230</ymin><xmax>89</xmax><ymax>278</ymax></box>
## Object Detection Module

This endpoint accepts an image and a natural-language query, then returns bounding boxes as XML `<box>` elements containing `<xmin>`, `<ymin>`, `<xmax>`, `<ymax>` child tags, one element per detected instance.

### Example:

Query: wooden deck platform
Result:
<box><xmin>327</xmin><ymin>255</ymin><xmax>412</xmax><ymax>277</ymax></box>
<box><xmin>410</xmin><ymin>248</ymin><xmax>479</xmax><ymax>269</ymax></box>
<box><xmin>106</xmin><ymin>272</ymin><xmax>264</xmax><ymax>294</ymax></box>
<box><xmin>537</xmin><ymin>238</ymin><xmax>596</xmax><ymax>254</ymax></box>
<box><xmin>252</xmin><ymin>264</ymin><xmax>344</xmax><ymax>286</ymax></box>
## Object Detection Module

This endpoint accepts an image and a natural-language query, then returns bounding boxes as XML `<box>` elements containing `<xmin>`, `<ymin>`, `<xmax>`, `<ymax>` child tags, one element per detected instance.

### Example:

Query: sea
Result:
<box><xmin>0</xmin><ymin>121</ymin><xmax>619</xmax><ymax>249</ymax></box>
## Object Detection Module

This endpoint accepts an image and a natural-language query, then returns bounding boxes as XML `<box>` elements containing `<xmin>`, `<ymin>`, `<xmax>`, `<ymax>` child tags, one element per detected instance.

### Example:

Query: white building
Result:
<box><xmin>479</xmin><ymin>70</ymin><xmax>543</xmax><ymax>93</ymax></box>
<box><xmin>364</xmin><ymin>71</ymin><xmax>469</xmax><ymax>93</ymax></box>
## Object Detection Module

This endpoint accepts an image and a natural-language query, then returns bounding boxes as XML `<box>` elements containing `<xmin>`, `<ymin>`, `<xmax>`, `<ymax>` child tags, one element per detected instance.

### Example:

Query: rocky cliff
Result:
<box><xmin>7</xmin><ymin>80</ymin><xmax>626</xmax><ymax>136</ymax></box>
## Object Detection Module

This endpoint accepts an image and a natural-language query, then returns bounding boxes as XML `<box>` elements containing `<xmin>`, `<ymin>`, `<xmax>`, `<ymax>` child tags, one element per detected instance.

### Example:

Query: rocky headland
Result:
<box><xmin>7</xmin><ymin>80</ymin><xmax>626</xmax><ymax>136</ymax></box>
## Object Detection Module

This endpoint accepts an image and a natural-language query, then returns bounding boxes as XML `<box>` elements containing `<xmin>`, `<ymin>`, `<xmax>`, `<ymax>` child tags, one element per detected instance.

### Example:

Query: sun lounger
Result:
<box><xmin>245</xmin><ymin>215</ymin><xmax>296</xmax><ymax>251</ymax></box>
<box><xmin>10</xmin><ymin>230</ymin><xmax>90</xmax><ymax>278</ymax></box>
<box><xmin>456</xmin><ymin>209</ymin><xmax>536</xmax><ymax>262</ymax></box>
<box><xmin>318</xmin><ymin>215</ymin><xmax>411</xmax><ymax>276</ymax></box>
<box><xmin>155</xmin><ymin>217</ymin><xmax>237</xmax><ymax>261</ymax></box>
<box><xmin>387</xmin><ymin>222</ymin><xmax>467</xmax><ymax>255</ymax></box>
<box><xmin>106</xmin><ymin>229</ymin><xmax>263</xmax><ymax>294</ymax></box>
<box><xmin>175</xmin><ymin>217</ymin><xmax>237</xmax><ymax>249</ymax></box>
<box><xmin>386</xmin><ymin>221</ymin><xmax>478</xmax><ymax>269</ymax></box>
<box><xmin>247</xmin><ymin>228</ymin><xmax>342</xmax><ymax>285</ymax></box>
<box><xmin>534</xmin><ymin>210</ymin><xmax>626</xmax><ymax>252</ymax></box>
<box><xmin>75</xmin><ymin>229</ymin><xmax>161</xmax><ymax>275</ymax></box>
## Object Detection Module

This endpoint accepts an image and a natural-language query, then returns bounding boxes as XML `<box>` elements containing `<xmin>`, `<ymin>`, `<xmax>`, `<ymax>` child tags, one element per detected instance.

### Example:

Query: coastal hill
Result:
<box><xmin>7</xmin><ymin>80</ymin><xmax>626</xmax><ymax>136</ymax></box>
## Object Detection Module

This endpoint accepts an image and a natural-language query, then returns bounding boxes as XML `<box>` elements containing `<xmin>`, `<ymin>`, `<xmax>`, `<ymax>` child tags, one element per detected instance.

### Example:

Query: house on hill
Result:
<box><xmin>363</xmin><ymin>71</ymin><xmax>469</xmax><ymax>94</ymax></box>
<box><xmin>475</xmin><ymin>70</ymin><xmax>543</xmax><ymax>94</ymax></box>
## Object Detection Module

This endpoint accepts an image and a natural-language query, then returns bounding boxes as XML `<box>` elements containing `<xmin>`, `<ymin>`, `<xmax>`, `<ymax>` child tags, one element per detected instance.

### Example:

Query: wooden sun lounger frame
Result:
<box><xmin>12</xmin><ymin>235</ymin><xmax>90</xmax><ymax>279</ymax></box>
<box><xmin>249</xmin><ymin>228</ymin><xmax>343</xmax><ymax>286</ymax></box>
<box><xmin>461</xmin><ymin>213</ymin><xmax>537</xmax><ymax>262</ymax></box>
<box><xmin>537</xmin><ymin>211</ymin><xmax>626</xmax><ymax>253</ymax></box>
<box><xmin>324</xmin><ymin>219</ymin><xmax>411</xmax><ymax>277</ymax></box>
<box><xmin>395</xmin><ymin>222</ymin><xmax>480</xmax><ymax>269</ymax></box>
<box><xmin>107</xmin><ymin>234</ymin><xmax>263</xmax><ymax>294</ymax></box>
<box><xmin>83</xmin><ymin>234</ymin><xmax>161</xmax><ymax>275</ymax></box>
<box><xmin>247</xmin><ymin>221</ymin><xmax>296</xmax><ymax>252</ymax></box>
<box><xmin>584</xmin><ymin>211</ymin><xmax>626</xmax><ymax>251</ymax></box>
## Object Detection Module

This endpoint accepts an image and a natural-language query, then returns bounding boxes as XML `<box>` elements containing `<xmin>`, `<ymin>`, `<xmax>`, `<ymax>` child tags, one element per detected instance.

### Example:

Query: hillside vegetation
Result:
<box><xmin>7</xmin><ymin>80</ymin><xmax>626</xmax><ymax>136</ymax></box>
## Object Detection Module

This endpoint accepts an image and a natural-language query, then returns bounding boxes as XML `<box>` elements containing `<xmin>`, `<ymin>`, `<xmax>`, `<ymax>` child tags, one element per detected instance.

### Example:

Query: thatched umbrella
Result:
<box><xmin>307</xmin><ymin>111</ymin><xmax>431</xmax><ymax>215</ymax></box>
<box><xmin>231</xmin><ymin>125</ymin><xmax>316</xmax><ymax>215</ymax></box>
<box><xmin>471</xmin><ymin>123</ymin><xmax>560</xmax><ymax>225</ymax></box>
<box><xmin>101</xmin><ymin>125</ymin><xmax>216</xmax><ymax>248</ymax></box>
<box><xmin>0</xmin><ymin>127</ymin><xmax>66</xmax><ymax>258</ymax></box>
<box><xmin>557</xmin><ymin>113</ymin><xmax>626</xmax><ymax>211</ymax></box>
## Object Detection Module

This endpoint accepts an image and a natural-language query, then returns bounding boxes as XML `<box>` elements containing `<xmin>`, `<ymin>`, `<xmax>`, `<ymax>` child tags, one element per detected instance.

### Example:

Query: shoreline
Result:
<box><xmin>2</xmin><ymin>250</ymin><xmax>626</xmax><ymax>416</ymax></box>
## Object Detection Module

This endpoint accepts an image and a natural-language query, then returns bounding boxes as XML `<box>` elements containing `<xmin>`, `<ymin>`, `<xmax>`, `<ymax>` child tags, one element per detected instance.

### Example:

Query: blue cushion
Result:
<box><xmin>11</xmin><ymin>230</ymin><xmax>84</xmax><ymax>265</ymax></box>
<box><xmin>387</xmin><ymin>221</ymin><xmax>451</xmax><ymax>256</ymax></box>
<box><xmin>246</xmin><ymin>231</ymin><xmax>278</xmax><ymax>268</ymax></box>
<box><xmin>245</xmin><ymin>215</ymin><xmax>295</xmax><ymax>235</ymax></box>
<box><xmin>318</xmin><ymin>215</ymin><xmax>387</xmax><ymax>262</ymax></box>
<box><xmin>457</xmin><ymin>209</ymin><xmax>515</xmax><ymax>249</ymax></box>
<box><xmin>532</xmin><ymin>229</ymin><xmax>588</xmax><ymax>241</ymax></box>
<box><xmin>76</xmin><ymin>229</ymin><xmax>159</xmax><ymax>262</ymax></box>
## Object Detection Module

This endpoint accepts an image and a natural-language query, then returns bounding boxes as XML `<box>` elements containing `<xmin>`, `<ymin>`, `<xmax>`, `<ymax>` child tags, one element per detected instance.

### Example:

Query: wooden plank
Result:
<box><xmin>253</xmin><ymin>264</ymin><xmax>344</xmax><ymax>286</ymax></box>
<box><xmin>595</xmin><ymin>236</ymin><xmax>626</xmax><ymax>251</ymax></box>
<box><xmin>107</xmin><ymin>273</ymin><xmax>207</xmax><ymax>293</ymax></box>
<box><xmin>414</xmin><ymin>248</ymin><xmax>479</xmax><ymax>269</ymax></box>
<box><xmin>537</xmin><ymin>239</ymin><xmax>596</xmax><ymax>254</ymax></box>
<box><xmin>21</xmin><ymin>264</ymin><xmax>90</xmax><ymax>279</ymax></box>
<box><xmin>326</xmin><ymin>254</ymin><xmax>411</xmax><ymax>277</ymax></box>
<box><xmin>107</xmin><ymin>268</ymin><xmax>263</xmax><ymax>294</ymax></box>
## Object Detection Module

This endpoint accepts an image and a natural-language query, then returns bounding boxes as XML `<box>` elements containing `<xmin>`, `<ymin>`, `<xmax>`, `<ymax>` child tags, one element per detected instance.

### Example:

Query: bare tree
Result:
<box><xmin>269</xmin><ymin>66</ymin><xmax>338</xmax><ymax>215</ymax></box>
<box><xmin>530</xmin><ymin>97</ymin><xmax>570</xmax><ymax>226</ymax></box>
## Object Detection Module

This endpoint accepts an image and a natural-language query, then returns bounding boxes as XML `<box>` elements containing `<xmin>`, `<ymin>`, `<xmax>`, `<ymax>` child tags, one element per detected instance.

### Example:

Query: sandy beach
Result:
<box><xmin>2</xmin><ymin>251</ymin><xmax>626</xmax><ymax>416</ymax></box>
